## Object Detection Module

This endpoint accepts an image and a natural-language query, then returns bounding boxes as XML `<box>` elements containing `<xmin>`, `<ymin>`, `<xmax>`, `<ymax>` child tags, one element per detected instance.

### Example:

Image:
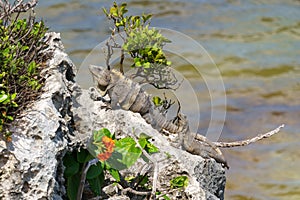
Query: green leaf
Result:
<box><xmin>138</xmin><ymin>138</ymin><xmax>147</xmax><ymax>149</ymax></box>
<box><xmin>102</xmin><ymin>128</ymin><xmax>113</xmax><ymax>138</ymax></box>
<box><xmin>102</xmin><ymin>7</ymin><xmax>108</xmax><ymax>16</ymax></box>
<box><xmin>113</xmin><ymin>137</ymin><xmax>142</xmax><ymax>168</ymax></box>
<box><xmin>135</xmin><ymin>61</ymin><xmax>142</xmax><ymax>67</ymax></box>
<box><xmin>120</xmin><ymin>3</ymin><xmax>128</xmax><ymax>15</ymax></box>
<box><xmin>115</xmin><ymin>21</ymin><xmax>123</xmax><ymax>27</ymax></box>
<box><xmin>77</xmin><ymin>149</ymin><xmax>94</xmax><ymax>163</ymax></box>
<box><xmin>170</xmin><ymin>176</ymin><xmax>189</xmax><ymax>189</ymax></box>
<box><xmin>164</xmin><ymin>152</ymin><xmax>172</xmax><ymax>159</ymax></box>
<box><xmin>152</xmin><ymin>96</ymin><xmax>162</xmax><ymax>106</ymax></box>
<box><xmin>10</xmin><ymin>93</ymin><xmax>17</xmax><ymax>100</ymax></box>
<box><xmin>5</xmin><ymin>115</ymin><xmax>13</xmax><ymax>121</ymax></box>
<box><xmin>27</xmin><ymin>61</ymin><xmax>36</xmax><ymax>75</ymax></box>
<box><xmin>11</xmin><ymin>101</ymin><xmax>18</xmax><ymax>107</ymax></box>
<box><xmin>63</xmin><ymin>152</ymin><xmax>79</xmax><ymax>177</ymax></box>
<box><xmin>137</xmin><ymin>175</ymin><xmax>149</xmax><ymax>187</ymax></box>
<box><xmin>142</xmin><ymin>13</ymin><xmax>152</xmax><ymax>23</ymax></box>
<box><xmin>110</xmin><ymin>6</ymin><xmax>118</xmax><ymax>17</ymax></box>
<box><xmin>21</xmin><ymin>45</ymin><xmax>29</xmax><ymax>51</ymax></box>
<box><xmin>107</xmin><ymin>167</ymin><xmax>120</xmax><ymax>182</ymax></box>
<box><xmin>139</xmin><ymin>133</ymin><xmax>151</xmax><ymax>140</ymax></box>
<box><xmin>162</xmin><ymin>194</ymin><xmax>171</xmax><ymax>200</ymax></box>
<box><xmin>124</xmin><ymin>175</ymin><xmax>135</xmax><ymax>182</ymax></box>
<box><xmin>0</xmin><ymin>94</ymin><xmax>8</xmax><ymax>103</ymax></box>
<box><xmin>145</xmin><ymin>142</ymin><xmax>159</xmax><ymax>154</ymax></box>
<box><xmin>87</xmin><ymin>173</ymin><xmax>104</xmax><ymax>196</ymax></box>
<box><xmin>0</xmin><ymin>72</ymin><xmax>6</xmax><ymax>79</ymax></box>
<box><xmin>87</xmin><ymin>161</ymin><xmax>103</xmax><ymax>179</ymax></box>
<box><xmin>67</xmin><ymin>174</ymin><xmax>80</xmax><ymax>200</ymax></box>
<box><xmin>143</xmin><ymin>62</ymin><xmax>151</xmax><ymax>68</ymax></box>
<box><xmin>93</xmin><ymin>128</ymin><xmax>112</xmax><ymax>143</ymax></box>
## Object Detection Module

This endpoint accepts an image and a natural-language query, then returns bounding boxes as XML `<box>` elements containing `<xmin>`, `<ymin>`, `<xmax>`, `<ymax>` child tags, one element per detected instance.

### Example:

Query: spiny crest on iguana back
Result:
<box><xmin>89</xmin><ymin>65</ymin><xmax>152</xmax><ymax>115</ymax></box>
<box><xmin>89</xmin><ymin>65</ymin><xmax>181</xmax><ymax>132</ymax></box>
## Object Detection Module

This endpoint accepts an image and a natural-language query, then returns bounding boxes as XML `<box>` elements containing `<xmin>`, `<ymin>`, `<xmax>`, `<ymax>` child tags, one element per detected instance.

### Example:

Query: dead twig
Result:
<box><xmin>77</xmin><ymin>158</ymin><xmax>99</xmax><ymax>200</ymax></box>
<box><xmin>195</xmin><ymin>124</ymin><xmax>285</xmax><ymax>148</ymax></box>
<box><xmin>156</xmin><ymin>188</ymin><xmax>183</xmax><ymax>199</ymax></box>
<box><xmin>0</xmin><ymin>0</ymin><xmax>38</xmax><ymax>19</ymax></box>
<box><xmin>130</xmin><ymin>130</ymin><xmax>158</xmax><ymax>199</ymax></box>
<box><xmin>121</xmin><ymin>186</ymin><xmax>152</xmax><ymax>196</ymax></box>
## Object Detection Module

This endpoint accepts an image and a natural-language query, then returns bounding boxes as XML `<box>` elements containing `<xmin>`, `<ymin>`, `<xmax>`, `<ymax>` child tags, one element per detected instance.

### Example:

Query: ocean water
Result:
<box><xmin>35</xmin><ymin>1</ymin><xmax>300</xmax><ymax>199</ymax></box>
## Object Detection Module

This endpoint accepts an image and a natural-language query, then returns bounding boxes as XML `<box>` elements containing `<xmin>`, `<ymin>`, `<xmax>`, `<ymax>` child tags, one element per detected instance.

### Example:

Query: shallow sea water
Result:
<box><xmin>35</xmin><ymin>1</ymin><xmax>300</xmax><ymax>199</ymax></box>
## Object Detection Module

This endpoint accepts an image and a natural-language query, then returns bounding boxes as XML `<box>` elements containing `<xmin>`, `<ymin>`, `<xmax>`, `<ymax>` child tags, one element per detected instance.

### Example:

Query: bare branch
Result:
<box><xmin>121</xmin><ymin>186</ymin><xmax>151</xmax><ymax>196</ymax></box>
<box><xmin>13</xmin><ymin>0</ymin><xmax>38</xmax><ymax>12</ymax></box>
<box><xmin>77</xmin><ymin>158</ymin><xmax>99</xmax><ymax>200</ymax></box>
<box><xmin>195</xmin><ymin>124</ymin><xmax>285</xmax><ymax>148</ymax></box>
<box><xmin>130</xmin><ymin>65</ymin><xmax>182</xmax><ymax>90</ymax></box>
<box><xmin>130</xmin><ymin>130</ymin><xmax>158</xmax><ymax>199</ymax></box>
<box><xmin>0</xmin><ymin>0</ymin><xmax>38</xmax><ymax>20</ymax></box>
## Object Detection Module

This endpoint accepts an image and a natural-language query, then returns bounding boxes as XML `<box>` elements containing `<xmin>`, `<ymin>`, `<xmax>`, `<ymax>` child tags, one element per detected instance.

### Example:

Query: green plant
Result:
<box><xmin>63</xmin><ymin>128</ymin><xmax>159</xmax><ymax>200</ymax></box>
<box><xmin>170</xmin><ymin>175</ymin><xmax>189</xmax><ymax>189</ymax></box>
<box><xmin>103</xmin><ymin>2</ymin><xmax>178</xmax><ymax>89</ymax></box>
<box><xmin>63</xmin><ymin>149</ymin><xmax>104</xmax><ymax>200</ymax></box>
<box><xmin>0</xmin><ymin>9</ymin><xmax>48</xmax><ymax>137</ymax></box>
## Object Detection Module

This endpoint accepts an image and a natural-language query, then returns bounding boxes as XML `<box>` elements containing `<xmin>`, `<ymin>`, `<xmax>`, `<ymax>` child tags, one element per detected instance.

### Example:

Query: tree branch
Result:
<box><xmin>0</xmin><ymin>0</ymin><xmax>38</xmax><ymax>20</ymax></box>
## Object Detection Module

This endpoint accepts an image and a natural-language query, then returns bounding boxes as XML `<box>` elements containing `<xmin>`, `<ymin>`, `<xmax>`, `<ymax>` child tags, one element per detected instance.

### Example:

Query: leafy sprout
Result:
<box><xmin>102</xmin><ymin>2</ymin><xmax>180</xmax><ymax>89</ymax></box>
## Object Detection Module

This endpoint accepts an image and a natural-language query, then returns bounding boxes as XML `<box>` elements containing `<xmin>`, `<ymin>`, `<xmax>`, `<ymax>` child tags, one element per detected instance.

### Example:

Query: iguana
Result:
<box><xmin>89</xmin><ymin>65</ymin><xmax>228</xmax><ymax>168</ymax></box>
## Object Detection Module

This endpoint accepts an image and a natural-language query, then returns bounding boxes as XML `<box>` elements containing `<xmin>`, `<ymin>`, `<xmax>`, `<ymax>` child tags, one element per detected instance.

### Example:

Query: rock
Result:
<box><xmin>72</xmin><ymin>86</ymin><xmax>226</xmax><ymax>200</ymax></box>
<box><xmin>0</xmin><ymin>32</ymin><xmax>226</xmax><ymax>199</ymax></box>
<box><xmin>0</xmin><ymin>32</ymin><xmax>76</xmax><ymax>199</ymax></box>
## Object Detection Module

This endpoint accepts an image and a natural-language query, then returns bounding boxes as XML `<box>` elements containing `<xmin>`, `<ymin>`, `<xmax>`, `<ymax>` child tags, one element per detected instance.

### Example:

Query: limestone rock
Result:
<box><xmin>0</xmin><ymin>32</ymin><xmax>76</xmax><ymax>199</ymax></box>
<box><xmin>72</xmin><ymin>85</ymin><xmax>226</xmax><ymax>200</ymax></box>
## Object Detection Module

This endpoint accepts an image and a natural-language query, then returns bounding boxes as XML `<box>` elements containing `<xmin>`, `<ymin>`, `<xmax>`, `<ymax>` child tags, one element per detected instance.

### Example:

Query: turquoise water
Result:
<box><xmin>35</xmin><ymin>1</ymin><xmax>300</xmax><ymax>199</ymax></box>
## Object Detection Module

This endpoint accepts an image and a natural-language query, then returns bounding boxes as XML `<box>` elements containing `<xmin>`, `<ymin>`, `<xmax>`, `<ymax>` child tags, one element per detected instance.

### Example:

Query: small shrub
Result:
<box><xmin>0</xmin><ymin>7</ymin><xmax>49</xmax><ymax>138</ymax></box>
<box><xmin>103</xmin><ymin>2</ymin><xmax>178</xmax><ymax>89</ymax></box>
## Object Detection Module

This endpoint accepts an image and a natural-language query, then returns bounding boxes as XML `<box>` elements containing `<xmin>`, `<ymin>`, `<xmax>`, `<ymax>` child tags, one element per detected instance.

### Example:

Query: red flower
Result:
<box><xmin>97</xmin><ymin>136</ymin><xmax>115</xmax><ymax>161</ymax></box>
<box><xmin>97</xmin><ymin>151</ymin><xmax>113</xmax><ymax>161</ymax></box>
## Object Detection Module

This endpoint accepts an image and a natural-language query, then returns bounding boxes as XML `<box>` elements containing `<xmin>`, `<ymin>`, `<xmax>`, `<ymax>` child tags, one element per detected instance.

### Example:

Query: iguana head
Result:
<box><xmin>89</xmin><ymin>65</ymin><xmax>111</xmax><ymax>93</ymax></box>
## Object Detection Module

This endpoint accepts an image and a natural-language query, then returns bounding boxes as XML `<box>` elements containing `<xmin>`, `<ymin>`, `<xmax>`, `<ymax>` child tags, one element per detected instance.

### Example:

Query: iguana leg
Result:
<box><xmin>89</xmin><ymin>87</ymin><xmax>112</xmax><ymax>110</ymax></box>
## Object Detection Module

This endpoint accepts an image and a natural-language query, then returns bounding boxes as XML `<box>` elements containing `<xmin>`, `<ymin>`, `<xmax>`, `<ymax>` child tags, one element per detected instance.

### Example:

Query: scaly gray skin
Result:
<box><xmin>89</xmin><ymin>65</ymin><xmax>228</xmax><ymax>168</ymax></box>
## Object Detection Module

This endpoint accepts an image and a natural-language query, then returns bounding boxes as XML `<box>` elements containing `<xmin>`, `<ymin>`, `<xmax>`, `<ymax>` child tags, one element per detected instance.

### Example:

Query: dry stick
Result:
<box><xmin>156</xmin><ymin>188</ymin><xmax>183</xmax><ymax>199</ymax></box>
<box><xmin>10</xmin><ymin>0</ymin><xmax>38</xmax><ymax>13</ymax></box>
<box><xmin>77</xmin><ymin>158</ymin><xmax>99</xmax><ymax>200</ymax></box>
<box><xmin>119</xmin><ymin>48</ymin><xmax>124</xmax><ymax>74</ymax></box>
<box><xmin>0</xmin><ymin>0</ymin><xmax>38</xmax><ymax>18</ymax></box>
<box><xmin>105</xmin><ymin>40</ymin><xmax>112</xmax><ymax>70</ymax></box>
<box><xmin>130</xmin><ymin>131</ymin><xmax>158</xmax><ymax>199</ymax></box>
<box><xmin>121</xmin><ymin>187</ymin><xmax>152</xmax><ymax>196</ymax></box>
<box><xmin>195</xmin><ymin>124</ymin><xmax>285</xmax><ymax>148</ymax></box>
